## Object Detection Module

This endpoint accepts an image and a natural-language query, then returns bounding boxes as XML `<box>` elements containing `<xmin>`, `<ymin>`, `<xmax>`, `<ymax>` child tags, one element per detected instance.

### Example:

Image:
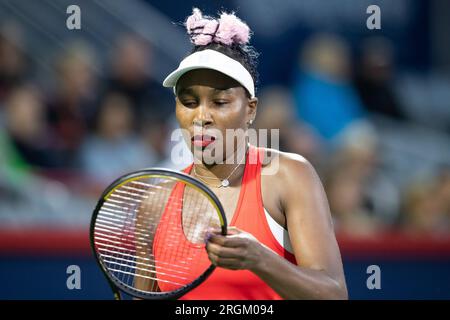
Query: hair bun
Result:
<box><xmin>185</xmin><ymin>8</ymin><xmax>251</xmax><ymax>47</ymax></box>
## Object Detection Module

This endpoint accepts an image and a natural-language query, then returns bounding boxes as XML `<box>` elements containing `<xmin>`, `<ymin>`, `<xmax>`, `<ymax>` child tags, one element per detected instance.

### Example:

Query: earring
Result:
<box><xmin>248</xmin><ymin>119</ymin><xmax>254</xmax><ymax>126</ymax></box>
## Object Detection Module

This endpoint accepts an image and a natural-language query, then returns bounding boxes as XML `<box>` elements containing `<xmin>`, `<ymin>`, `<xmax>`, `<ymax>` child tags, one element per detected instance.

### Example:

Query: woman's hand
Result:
<box><xmin>205</xmin><ymin>226</ymin><xmax>267</xmax><ymax>271</ymax></box>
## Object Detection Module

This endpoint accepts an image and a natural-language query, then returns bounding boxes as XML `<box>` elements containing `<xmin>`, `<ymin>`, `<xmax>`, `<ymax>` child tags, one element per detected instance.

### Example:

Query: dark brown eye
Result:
<box><xmin>182</xmin><ymin>100</ymin><xmax>197</xmax><ymax>108</ymax></box>
<box><xmin>214</xmin><ymin>100</ymin><xmax>229</xmax><ymax>106</ymax></box>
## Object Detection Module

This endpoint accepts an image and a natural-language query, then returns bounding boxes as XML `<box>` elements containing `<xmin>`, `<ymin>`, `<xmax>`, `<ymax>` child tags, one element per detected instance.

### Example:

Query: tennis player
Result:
<box><xmin>160</xmin><ymin>8</ymin><xmax>348</xmax><ymax>300</ymax></box>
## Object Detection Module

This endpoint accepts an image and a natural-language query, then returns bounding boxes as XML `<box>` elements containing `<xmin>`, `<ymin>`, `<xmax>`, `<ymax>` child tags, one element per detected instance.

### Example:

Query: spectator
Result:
<box><xmin>46</xmin><ymin>40</ymin><xmax>98</xmax><ymax>168</ymax></box>
<box><xmin>324</xmin><ymin>123</ymin><xmax>399</xmax><ymax>236</ymax></box>
<box><xmin>293</xmin><ymin>33</ymin><xmax>366</xmax><ymax>145</ymax></box>
<box><xmin>0</xmin><ymin>21</ymin><xmax>30</xmax><ymax>103</ymax></box>
<box><xmin>401</xmin><ymin>169</ymin><xmax>450</xmax><ymax>236</ymax></box>
<box><xmin>354</xmin><ymin>36</ymin><xmax>407</xmax><ymax>121</ymax></box>
<box><xmin>80</xmin><ymin>92</ymin><xmax>157</xmax><ymax>186</ymax></box>
<box><xmin>105</xmin><ymin>33</ymin><xmax>172</xmax><ymax>125</ymax></box>
<box><xmin>105</xmin><ymin>33</ymin><xmax>173</xmax><ymax>160</ymax></box>
<box><xmin>254</xmin><ymin>86</ymin><xmax>322</xmax><ymax>165</ymax></box>
<box><xmin>4</xmin><ymin>85</ymin><xmax>65</xmax><ymax>168</ymax></box>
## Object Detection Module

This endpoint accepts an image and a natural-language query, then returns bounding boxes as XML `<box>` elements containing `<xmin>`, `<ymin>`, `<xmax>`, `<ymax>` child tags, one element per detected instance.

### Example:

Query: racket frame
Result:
<box><xmin>90</xmin><ymin>168</ymin><xmax>227</xmax><ymax>300</ymax></box>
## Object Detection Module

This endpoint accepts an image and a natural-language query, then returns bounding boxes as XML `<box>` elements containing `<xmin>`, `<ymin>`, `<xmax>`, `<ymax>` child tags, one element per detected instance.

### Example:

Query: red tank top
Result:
<box><xmin>152</xmin><ymin>145</ymin><xmax>297</xmax><ymax>299</ymax></box>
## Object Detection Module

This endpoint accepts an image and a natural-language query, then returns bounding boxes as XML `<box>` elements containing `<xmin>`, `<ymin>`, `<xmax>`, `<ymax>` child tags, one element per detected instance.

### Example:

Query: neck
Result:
<box><xmin>192</xmin><ymin>142</ymin><xmax>249</xmax><ymax>187</ymax></box>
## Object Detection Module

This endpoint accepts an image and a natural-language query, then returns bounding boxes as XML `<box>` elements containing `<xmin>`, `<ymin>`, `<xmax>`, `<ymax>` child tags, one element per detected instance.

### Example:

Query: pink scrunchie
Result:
<box><xmin>185</xmin><ymin>8</ymin><xmax>250</xmax><ymax>46</ymax></box>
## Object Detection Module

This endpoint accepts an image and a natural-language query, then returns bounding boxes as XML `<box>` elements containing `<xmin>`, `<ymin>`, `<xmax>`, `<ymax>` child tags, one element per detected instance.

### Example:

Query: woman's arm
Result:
<box><xmin>206</xmin><ymin>153</ymin><xmax>348</xmax><ymax>299</ymax></box>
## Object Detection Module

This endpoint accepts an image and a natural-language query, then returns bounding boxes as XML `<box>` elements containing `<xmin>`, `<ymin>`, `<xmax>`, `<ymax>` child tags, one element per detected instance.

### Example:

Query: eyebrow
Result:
<box><xmin>212</xmin><ymin>88</ymin><xmax>234</xmax><ymax>94</ymax></box>
<box><xmin>177</xmin><ymin>87</ymin><xmax>235</xmax><ymax>96</ymax></box>
<box><xmin>176</xmin><ymin>87</ymin><xmax>196</xmax><ymax>96</ymax></box>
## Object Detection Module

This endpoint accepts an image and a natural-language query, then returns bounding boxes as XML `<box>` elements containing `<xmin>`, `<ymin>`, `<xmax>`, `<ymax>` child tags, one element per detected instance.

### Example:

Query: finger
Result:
<box><xmin>206</xmin><ymin>227</ymin><xmax>223</xmax><ymax>234</ymax></box>
<box><xmin>208</xmin><ymin>233</ymin><xmax>246</xmax><ymax>247</ymax></box>
<box><xmin>207</xmin><ymin>232</ymin><xmax>229</xmax><ymax>246</ymax></box>
<box><xmin>206</xmin><ymin>227</ymin><xmax>242</xmax><ymax>242</ymax></box>
<box><xmin>203</xmin><ymin>226</ymin><xmax>223</xmax><ymax>242</ymax></box>
<box><xmin>226</xmin><ymin>226</ymin><xmax>242</xmax><ymax>235</ymax></box>
<box><xmin>206</xmin><ymin>242</ymin><xmax>243</xmax><ymax>258</ymax></box>
<box><xmin>207</xmin><ymin>252</ymin><xmax>242</xmax><ymax>270</ymax></box>
<box><xmin>204</xmin><ymin>227</ymin><xmax>223</xmax><ymax>241</ymax></box>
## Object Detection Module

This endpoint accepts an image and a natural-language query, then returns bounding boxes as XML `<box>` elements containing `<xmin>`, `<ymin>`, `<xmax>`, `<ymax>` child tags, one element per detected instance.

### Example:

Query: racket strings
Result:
<box><xmin>95</xmin><ymin>205</ymin><xmax>198</xmax><ymax>262</ymax></box>
<box><xmin>96</xmin><ymin>179</ymin><xmax>170</xmax><ymax>290</ymax></box>
<box><xmin>179</xmin><ymin>187</ymin><xmax>219</xmax><ymax>287</ymax></box>
<box><xmin>93</xmin><ymin>176</ymin><xmax>221</xmax><ymax>294</ymax></box>
<box><xmin>105</xmin><ymin>183</ymin><xmax>178</xmax><ymax>284</ymax></box>
<box><xmin>98</xmin><ymin>250</ymin><xmax>192</xmax><ymax>276</ymax></box>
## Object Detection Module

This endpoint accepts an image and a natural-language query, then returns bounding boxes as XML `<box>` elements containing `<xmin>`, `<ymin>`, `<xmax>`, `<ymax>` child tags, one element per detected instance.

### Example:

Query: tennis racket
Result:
<box><xmin>90</xmin><ymin>168</ymin><xmax>227</xmax><ymax>300</ymax></box>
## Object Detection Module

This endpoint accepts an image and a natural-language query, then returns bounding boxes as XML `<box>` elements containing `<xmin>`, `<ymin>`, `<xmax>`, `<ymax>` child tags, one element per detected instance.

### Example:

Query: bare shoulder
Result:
<box><xmin>261</xmin><ymin>147</ymin><xmax>333</xmax><ymax>229</ymax></box>
<box><xmin>261</xmin><ymin>148</ymin><xmax>328</xmax><ymax>214</ymax></box>
<box><xmin>261</xmin><ymin>147</ymin><xmax>319</xmax><ymax>188</ymax></box>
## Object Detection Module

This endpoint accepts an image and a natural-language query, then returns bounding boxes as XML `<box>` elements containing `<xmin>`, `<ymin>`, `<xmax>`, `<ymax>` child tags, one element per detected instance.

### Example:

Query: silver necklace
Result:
<box><xmin>193</xmin><ymin>148</ymin><xmax>248</xmax><ymax>188</ymax></box>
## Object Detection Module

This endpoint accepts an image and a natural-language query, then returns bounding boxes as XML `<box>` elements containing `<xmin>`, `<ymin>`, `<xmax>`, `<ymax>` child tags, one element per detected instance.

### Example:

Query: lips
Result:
<box><xmin>191</xmin><ymin>134</ymin><xmax>216</xmax><ymax>147</ymax></box>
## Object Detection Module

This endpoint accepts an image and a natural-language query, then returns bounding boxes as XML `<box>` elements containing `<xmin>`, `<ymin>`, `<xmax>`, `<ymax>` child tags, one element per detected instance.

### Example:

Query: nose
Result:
<box><xmin>192</xmin><ymin>102</ymin><xmax>213</xmax><ymax>127</ymax></box>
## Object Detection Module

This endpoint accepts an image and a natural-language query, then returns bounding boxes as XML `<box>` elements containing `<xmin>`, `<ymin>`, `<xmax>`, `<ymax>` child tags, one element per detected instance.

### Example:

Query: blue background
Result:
<box><xmin>1</xmin><ymin>254</ymin><xmax>450</xmax><ymax>299</ymax></box>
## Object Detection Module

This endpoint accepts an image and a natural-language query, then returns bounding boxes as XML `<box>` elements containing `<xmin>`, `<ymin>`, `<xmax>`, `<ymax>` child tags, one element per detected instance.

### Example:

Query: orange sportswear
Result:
<box><xmin>153</xmin><ymin>145</ymin><xmax>297</xmax><ymax>299</ymax></box>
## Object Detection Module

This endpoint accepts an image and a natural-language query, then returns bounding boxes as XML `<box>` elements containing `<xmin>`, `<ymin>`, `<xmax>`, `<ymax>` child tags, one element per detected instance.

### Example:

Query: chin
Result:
<box><xmin>191</xmin><ymin>145</ymin><xmax>226</xmax><ymax>166</ymax></box>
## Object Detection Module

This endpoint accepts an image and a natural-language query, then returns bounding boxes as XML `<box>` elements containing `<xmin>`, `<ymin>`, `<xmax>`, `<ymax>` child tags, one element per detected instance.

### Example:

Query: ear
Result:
<box><xmin>246</xmin><ymin>97</ymin><xmax>258</xmax><ymax>126</ymax></box>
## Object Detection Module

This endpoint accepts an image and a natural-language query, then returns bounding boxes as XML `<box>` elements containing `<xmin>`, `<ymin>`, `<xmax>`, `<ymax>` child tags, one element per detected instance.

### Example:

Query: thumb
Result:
<box><xmin>226</xmin><ymin>226</ymin><xmax>242</xmax><ymax>236</ymax></box>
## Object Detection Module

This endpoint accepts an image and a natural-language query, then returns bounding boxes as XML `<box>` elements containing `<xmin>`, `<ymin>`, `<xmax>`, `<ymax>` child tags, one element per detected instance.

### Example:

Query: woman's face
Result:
<box><xmin>175</xmin><ymin>69</ymin><xmax>257</xmax><ymax>164</ymax></box>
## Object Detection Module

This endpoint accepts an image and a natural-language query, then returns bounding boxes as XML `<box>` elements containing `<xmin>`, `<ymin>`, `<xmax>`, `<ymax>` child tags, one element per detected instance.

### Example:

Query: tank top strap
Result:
<box><xmin>242</xmin><ymin>144</ymin><xmax>264</xmax><ymax>187</ymax></box>
<box><xmin>183</xmin><ymin>163</ymin><xmax>194</xmax><ymax>174</ymax></box>
<box><xmin>181</xmin><ymin>145</ymin><xmax>263</xmax><ymax>176</ymax></box>
<box><xmin>181</xmin><ymin>145</ymin><xmax>264</xmax><ymax>226</ymax></box>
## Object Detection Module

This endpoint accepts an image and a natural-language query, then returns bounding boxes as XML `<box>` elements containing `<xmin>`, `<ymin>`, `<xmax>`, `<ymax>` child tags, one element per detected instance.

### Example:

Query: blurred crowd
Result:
<box><xmin>0</xmin><ymin>21</ymin><xmax>449</xmax><ymax>236</ymax></box>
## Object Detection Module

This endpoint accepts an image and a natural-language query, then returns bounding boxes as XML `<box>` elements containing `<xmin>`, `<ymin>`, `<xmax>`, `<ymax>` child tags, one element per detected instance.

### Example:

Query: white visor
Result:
<box><xmin>163</xmin><ymin>49</ymin><xmax>255</xmax><ymax>98</ymax></box>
